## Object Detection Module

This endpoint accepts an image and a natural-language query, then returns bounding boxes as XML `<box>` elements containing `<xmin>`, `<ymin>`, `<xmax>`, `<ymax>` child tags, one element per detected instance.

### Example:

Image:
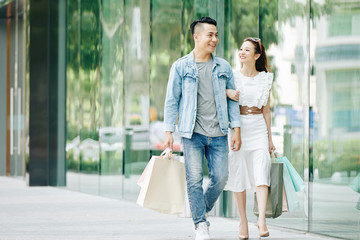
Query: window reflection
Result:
<box><xmin>259</xmin><ymin>0</ymin><xmax>309</xmax><ymax>231</ymax></box>
<box><xmin>150</xmin><ymin>0</ymin><xmax>182</xmax><ymax>153</ymax></box>
<box><xmin>311</xmin><ymin>1</ymin><xmax>360</xmax><ymax>239</ymax></box>
<box><xmin>63</xmin><ymin>0</ymin><xmax>360</xmax><ymax>238</ymax></box>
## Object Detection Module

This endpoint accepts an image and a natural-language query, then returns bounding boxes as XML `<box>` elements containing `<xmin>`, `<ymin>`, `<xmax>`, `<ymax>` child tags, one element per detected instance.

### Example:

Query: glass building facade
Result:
<box><xmin>0</xmin><ymin>0</ymin><xmax>27</xmax><ymax>179</ymax></box>
<box><xmin>0</xmin><ymin>0</ymin><xmax>359</xmax><ymax>239</ymax></box>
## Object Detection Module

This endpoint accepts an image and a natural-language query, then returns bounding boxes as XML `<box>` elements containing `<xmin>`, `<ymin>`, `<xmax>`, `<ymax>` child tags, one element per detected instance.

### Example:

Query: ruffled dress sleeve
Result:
<box><xmin>257</xmin><ymin>72</ymin><xmax>273</xmax><ymax>108</ymax></box>
<box><xmin>233</xmin><ymin>70</ymin><xmax>243</xmax><ymax>105</ymax></box>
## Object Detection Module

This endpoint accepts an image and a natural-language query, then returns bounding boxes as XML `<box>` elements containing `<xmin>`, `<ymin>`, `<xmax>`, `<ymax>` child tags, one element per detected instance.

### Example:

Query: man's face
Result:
<box><xmin>194</xmin><ymin>23</ymin><xmax>219</xmax><ymax>54</ymax></box>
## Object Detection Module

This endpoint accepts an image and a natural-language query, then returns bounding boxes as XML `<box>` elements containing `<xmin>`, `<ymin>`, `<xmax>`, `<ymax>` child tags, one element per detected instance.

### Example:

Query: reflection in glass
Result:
<box><xmin>258</xmin><ymin>0</ymin><xmax>310</xmax><ymax>231</ymax></box>
<box><xmin>63</xmin><ymin>1</ymin><xmax>360</xmax><ymax>238</ymax></box>
<box><xmin>311</xmin><ymin>1</ymin><xmax>360</xmax><ymax>239</ymax></box>
<box><xmin>78</xmin><ymin>0</ymin><xmax>101</xmax><ymax>194</ymax></box>
<box><xmin>123</xmin><ymin>0</ymin><xmax>151</xmax><ymax>201</ymax></box>
<box><xmin>66</xmin><ymin>0</ymin><xmax>81</xmax><ymax>191</ymax></box>
<box><xmin>98</xmin><ymin>0</ymin><xmax>124</xmax><ymax>198</ymax></box>
<box><xmin>150</xmin><ymin>0</ymin><xmax>182</xmax><ymax>152</ymax></box>
<box><xmin>0</xmin><ymin>0</ymin><xmax>27</xmax><ymax>178</ymax></box>
<box><xmin>66</xmin><ymin>0</ymin><xmax>125</xmax><ymax>198</ymax></box>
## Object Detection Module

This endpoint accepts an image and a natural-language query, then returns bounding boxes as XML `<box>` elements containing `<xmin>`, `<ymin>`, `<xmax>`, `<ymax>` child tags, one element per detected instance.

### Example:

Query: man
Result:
<box><xmin>163</xmin><ymin>17</ymin><xmax>241</xmax><ymax>240</ymax></box>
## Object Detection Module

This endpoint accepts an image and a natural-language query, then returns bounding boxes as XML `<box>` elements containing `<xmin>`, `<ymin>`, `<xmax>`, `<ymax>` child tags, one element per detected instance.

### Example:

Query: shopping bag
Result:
<box><xmin>282</xmin><ymin>162</ymin><xmax>300</xmax><ymax>211</ymax></box>
<box><xmin>253</xmin><ymin>162</ymin><xmax>283</xmax><ymax>218</ymax></box>
<box><xmin>137</xmin><ymin>148</ymin><xmax>172</xmax><ymax>187</ymax></box>
<box><xmin>136</xmin><ymin>149</ymin><xmax>186</xmax><ymax>214</ymax></box>
<box><xmin>137</xmin><ymin>158</ymin><xmax>154</xmax><ymax>187</ymax></box>
<box><xmin>275</xmin><ymin>156</ymin><xmax>305</xmax><ymax>192</ymax></box>
<box><xmin>282</xmin><ymin>184</ymin><xmax>288</xmax><ymax>212</ymax></box>
<box><xmin>349</xmin><ymin>173</ymin><xmax>360</xmax><ymax>193</ymax></box>
<box><xmin>178</xmin><ymin>186</ymin><xmax>192</xmax><ymax>218</ymax></box>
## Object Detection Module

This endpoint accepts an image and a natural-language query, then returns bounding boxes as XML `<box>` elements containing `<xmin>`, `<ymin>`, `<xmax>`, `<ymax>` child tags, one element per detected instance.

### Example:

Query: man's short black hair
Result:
<box><xmin>190</xmin><ymin>17</ymin><xmax>217</xmax><ymax>35</ymax></box>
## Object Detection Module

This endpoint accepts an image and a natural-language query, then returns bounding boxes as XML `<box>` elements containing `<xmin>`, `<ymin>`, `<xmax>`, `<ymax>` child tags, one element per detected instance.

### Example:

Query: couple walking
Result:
<box><xmin>164</xmin><ymin>17</ymin><xmax>275</xmax><ymax>240</ymax></box>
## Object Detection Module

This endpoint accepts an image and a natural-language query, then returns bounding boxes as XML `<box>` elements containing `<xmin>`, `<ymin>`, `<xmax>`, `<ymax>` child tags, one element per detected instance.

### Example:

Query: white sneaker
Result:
<box><xmin>195</xmin><ymin>222</ymin><xmax>210</xmax><ymax>240</ymax></box>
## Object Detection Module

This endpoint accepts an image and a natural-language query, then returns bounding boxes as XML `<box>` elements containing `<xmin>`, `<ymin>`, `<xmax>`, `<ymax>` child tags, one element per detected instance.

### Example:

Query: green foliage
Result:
<box><xmin>0</xmin><ymin>0</ymin><xmax>13</xmax><ymax>8</ymax></box>
<box><xmin>182</xmin><ymin>0</ymin><xmax>196</xmax><ymax>55</ymax></box>
<box><xmin>313</xmin><ymin>139</ymin><xmax>360</xmax><ymax>178</ymax></box>
<box><xmin>79</xmin><ymin>158</ymin><xmax>99</xmax><ymax>173</ymax></box>
<box><xmin>230</xmin><ymin>0</ymin><xmax>259</xmax><ymax>50</ymax></box>
<box><xmin>80</xmin><ymin>128</ymin><xmax>99</xmax><ymax>141</ymax></box>
<box><xmin>65</xmin><ymin>0</ymin><xmax>341</xmax><ymax>179</ymax></box>
<box><xmin>259</xmin><ymin>0</ymin><xmax>278</xmax><ymax>49</ymax></box>
<box><xmin>66</xmin><ymin>150</ymin><xmax>79</xmax><ymax>172</ymax></box>
<box><xmin>66</xmin><ymin>124</ymin><xmax>78</xmax><ymax>141</ymax></box>
<box><xmin>100</xmin><ymin>151</ymin><xmax>123</xmax><ymax>175</ymax></box>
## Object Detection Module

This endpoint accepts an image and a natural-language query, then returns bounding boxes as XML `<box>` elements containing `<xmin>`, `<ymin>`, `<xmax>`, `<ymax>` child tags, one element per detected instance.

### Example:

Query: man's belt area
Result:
<box><xmin>240</xmin><ymin>105</ymin><xmax>263</xmax><ymax>115</ymax></box>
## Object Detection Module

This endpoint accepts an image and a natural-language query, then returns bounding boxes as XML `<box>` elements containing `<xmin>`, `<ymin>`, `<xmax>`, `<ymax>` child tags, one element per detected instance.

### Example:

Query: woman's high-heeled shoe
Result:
<box><xmin>238</xmin><ymin>234</ymin><xmax>249</xmax><ymax>240</ymax></box>
<box><xmin>238</xmin><ymin>224</ymin><xmax>249</xmax><ymax>239</ymax></box>
<box><xmin>256</xmin><ymin>222</ymin><xmax>269</xmax><ymax>238</ymax></box>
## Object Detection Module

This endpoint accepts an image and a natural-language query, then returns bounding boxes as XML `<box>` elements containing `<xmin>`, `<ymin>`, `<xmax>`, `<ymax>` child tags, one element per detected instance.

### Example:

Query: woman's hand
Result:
<box><xmin>226</xmin><ymin>89</ymin><xmax>240</xmax><ymax>101</ymax></box>
<box><xmin>269</xmin><ymin>139</ymin><xmax>276</xmax><ymax>153</ymax></box>
<box><xmin>231</xmin><ymin>127</ymin><xmax>241</xmax><ymax>151</ymax></box>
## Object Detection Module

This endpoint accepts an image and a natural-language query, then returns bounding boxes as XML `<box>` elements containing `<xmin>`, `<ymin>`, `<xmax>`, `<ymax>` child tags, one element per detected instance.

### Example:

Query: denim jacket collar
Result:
<box><xmin>185</xmin><ymin>50</ymin><xmax>219</xmax><ymax>69</ymax></box>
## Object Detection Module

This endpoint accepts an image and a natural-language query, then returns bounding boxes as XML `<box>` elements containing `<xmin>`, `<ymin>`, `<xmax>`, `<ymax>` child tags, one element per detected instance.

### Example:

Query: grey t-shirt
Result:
<box><xmin>193</xmin><ymin>58</ymin><xmax>225</xmax><ymax>137</ymax></box>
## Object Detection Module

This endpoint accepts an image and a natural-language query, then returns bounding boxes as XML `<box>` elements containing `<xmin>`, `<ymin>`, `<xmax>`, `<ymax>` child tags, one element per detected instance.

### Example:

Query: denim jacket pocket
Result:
<box><xmin>183</xmin><ymin>72</ymin><xmax>197</xmax><ymax>93</ymax></box>
<box><xmin>217</xmin><ymin>72</ymin><xmax>229</xmax><ymax>90</ymax></box>
<box><xmin>183</xmin><ymin>72</ymin><xmax>196</xmax><ymax>80</ymax></box>
<box><xmin>218</xmin><ymin>72</ymin><xmax>230</xmax><ymax>79</ymax></box>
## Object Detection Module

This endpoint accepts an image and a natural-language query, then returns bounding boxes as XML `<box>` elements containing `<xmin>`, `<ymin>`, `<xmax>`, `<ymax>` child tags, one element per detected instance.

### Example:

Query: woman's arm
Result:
<box><xmin>263</xmin><ymin>92</ymin><xmax>276</xmax><ymax>153</ymax></box>
<box><xmin>226</xmin><ymin>89</ymin><xmax>240</xmax><ymax>101</ymax></box>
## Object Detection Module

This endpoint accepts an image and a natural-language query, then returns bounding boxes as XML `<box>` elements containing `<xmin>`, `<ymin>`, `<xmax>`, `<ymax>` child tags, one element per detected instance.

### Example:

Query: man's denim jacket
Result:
<box><xmin>164</xmin><ymin>50</ymin><xmax>241</xmax><ymax>139</ymax></box>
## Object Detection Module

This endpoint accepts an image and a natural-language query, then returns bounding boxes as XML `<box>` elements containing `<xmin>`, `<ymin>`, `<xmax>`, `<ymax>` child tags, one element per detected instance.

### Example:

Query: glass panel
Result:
<box><xmin>0</xmin><ymin>0</ymin><xmax>27</xmax><ymax>178</ymax></box>
<box><xmin>181</xmin><ymin>0</ymin><xmax>202</xmax><ymax>55</ymax></box>
<box><xmin>58</xmin><ymin>1</ymin><xmax>360</xmax><ymax>238</ymax></box>
<box><xmin>66</xmin><ymin>0</ymin><xmax>81</xmax><ymax>191</ymax></box>
<box><xmin>228</xmin><ymin>0</ymin><xmax>259</xmax><ymax>67</ymax></box>
<box><xmin>222</xmin><ymin>0</ymin><xmax>260</xmax><ymax>218</ymax></box>
<box><xmin>11</xmin><ymin>0</ymin><xmax>26</xmax><ymax>178</ymax></box>
<box><xmin>149</xmin><ymin>0</ymin><xmax>181</xmax><ymax>154</ymax></box>
<box><xmin>311</xmin><ymin>1</ymin><xmax>360</xmax><ymax>239</ymax></box>
<box><xmin>259</xmin><ymin>0</ymin><xmax>309</xmax><ymax>231</ymax></box>
<box><xmin>66</xmin><ymin>0</ymin><xmax>102</xmax><ymax>194</ymax></box>
<box><xmin>78</xmin><ymin>0</ymin><xmax>101</xmax><ymax>194</ymax></box>
<box><xmin>25</xmin><ymin>0</ymin><xmax>29</xmax><ymax>178</ymax></box>
<box><xmin>98</xmin><ymin>0</ymin><xmax>124</xmax><ymax>199</ymax></box>
<box><xmin>123</xmin><ymin>0</ymin><xmax>151</xmax><ymax>201</ymax></box>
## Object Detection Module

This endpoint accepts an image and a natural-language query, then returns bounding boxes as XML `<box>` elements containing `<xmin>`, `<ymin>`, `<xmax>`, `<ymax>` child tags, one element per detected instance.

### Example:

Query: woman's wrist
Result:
<box><xmin>225</xmin><ymin>89</ymin><xmax>229</xmax><ymax>97</ymax></box>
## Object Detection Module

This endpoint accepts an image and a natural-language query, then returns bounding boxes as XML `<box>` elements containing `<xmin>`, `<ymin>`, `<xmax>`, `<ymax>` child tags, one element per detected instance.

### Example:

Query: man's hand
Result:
<box><xmin>231</xmin><ymin>127</ymin><xmax>241</xmax><ymax>151</ymax></box>
<box><xmin>164</xmin><ymin>131</ymin><xmax>174</xmax><ymax>150</ymax></box>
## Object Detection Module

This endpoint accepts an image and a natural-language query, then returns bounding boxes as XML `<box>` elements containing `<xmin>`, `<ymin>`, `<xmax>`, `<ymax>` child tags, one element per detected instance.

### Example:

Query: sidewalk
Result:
<box><xmin>0</xmin><ymin>177</ymin><xmax>337</xmax><ymax>240</ymax></box>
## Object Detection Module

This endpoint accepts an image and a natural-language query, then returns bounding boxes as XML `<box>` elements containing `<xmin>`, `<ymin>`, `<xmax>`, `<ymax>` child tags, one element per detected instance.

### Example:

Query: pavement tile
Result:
<box><xmin>0</xmin><ymin>177</ymin><xmax>339</xmax><ymax>240</ymax></box>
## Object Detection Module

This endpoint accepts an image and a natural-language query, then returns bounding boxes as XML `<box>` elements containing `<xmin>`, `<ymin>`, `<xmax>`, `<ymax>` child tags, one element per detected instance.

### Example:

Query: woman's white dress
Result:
<box><xmin>225</xmin><ymin>71</ymin><xmax>273</xmax><ymax>193</ymax></box>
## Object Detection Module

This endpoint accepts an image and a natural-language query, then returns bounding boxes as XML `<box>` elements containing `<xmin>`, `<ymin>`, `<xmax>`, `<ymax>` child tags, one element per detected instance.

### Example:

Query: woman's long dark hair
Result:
<box><xmin>243</xmin><ymin>37</ymin><xmax>270</xmax><ymax>73</ymax></box>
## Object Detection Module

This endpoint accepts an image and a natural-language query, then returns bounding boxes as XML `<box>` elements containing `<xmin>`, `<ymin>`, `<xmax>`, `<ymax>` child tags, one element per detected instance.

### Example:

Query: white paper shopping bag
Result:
<box><xmin>137</xmin><ymin>149</ymin><xmax>186</xmax><ymax>214</ymax></box>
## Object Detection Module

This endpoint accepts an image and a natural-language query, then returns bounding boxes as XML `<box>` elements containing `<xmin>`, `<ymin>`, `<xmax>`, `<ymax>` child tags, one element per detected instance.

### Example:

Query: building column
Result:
<box><xmin>28</xmin><ymin>0</ymin><xmax>66</xmax><ymax>186</ymax></box>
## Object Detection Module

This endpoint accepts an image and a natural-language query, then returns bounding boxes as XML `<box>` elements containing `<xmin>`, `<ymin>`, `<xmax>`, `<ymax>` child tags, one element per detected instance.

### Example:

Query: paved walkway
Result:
<box><xmin>0</xmin><ymin>177</ymin><xmax>338</xmax><ymax>240</ymax></box>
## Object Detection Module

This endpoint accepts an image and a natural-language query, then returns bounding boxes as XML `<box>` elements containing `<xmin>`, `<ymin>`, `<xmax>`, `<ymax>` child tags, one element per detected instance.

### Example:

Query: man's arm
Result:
<box><xmin>226</xmin><ymin>69</ymin><xmax>241</xmax><ymax>151</ymax></box>
<box><xmin>226</xmin><ymin>69</ymin><xmax>241</xmax><ymax>129</ymax></box>
<box><xmin>163</xmin><ymin>63</ymin><xmax>182</xmax><ymax>149</ymax></box>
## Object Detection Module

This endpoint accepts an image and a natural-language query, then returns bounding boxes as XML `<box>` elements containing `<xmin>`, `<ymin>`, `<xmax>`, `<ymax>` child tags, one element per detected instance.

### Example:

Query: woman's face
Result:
<box><xmin>238</xmin><ymin>41</ymin><xmax>259</xmax><ymax>64</ymax></box>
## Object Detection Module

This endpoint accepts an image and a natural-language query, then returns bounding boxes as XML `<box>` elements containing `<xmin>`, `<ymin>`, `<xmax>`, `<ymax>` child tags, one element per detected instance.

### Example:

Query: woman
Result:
<box><xmin>225</xmin><ymin>37</ymin><xmax>276</xmax><ymax>239</ymax></box>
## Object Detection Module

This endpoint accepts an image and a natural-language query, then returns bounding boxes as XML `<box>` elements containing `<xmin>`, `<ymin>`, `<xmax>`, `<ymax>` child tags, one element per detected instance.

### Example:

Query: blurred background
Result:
<box><xmin>0</xmin><ymin>0</ymin><xmax>359</xmax><ymax>239</ymax></box>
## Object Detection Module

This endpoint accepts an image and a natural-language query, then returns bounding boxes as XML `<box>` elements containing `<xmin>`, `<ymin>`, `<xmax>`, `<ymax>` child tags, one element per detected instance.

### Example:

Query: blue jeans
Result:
<box><xmin>182</xmin><ymin>132</ymin><xmax>229</xmax><ymax>225</ymax></box>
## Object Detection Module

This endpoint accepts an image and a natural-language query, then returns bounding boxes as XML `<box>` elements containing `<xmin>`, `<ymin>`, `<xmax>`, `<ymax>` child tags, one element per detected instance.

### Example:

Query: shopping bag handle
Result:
<box><xmin>270</xmin><ymin>151</ymin><xmax>278</xmax><ymax>163</ymax></box>
<box><xmin>160</xmin><ymin>147</ymin><xmax>173</xmax><ymax>160</ymax></box>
